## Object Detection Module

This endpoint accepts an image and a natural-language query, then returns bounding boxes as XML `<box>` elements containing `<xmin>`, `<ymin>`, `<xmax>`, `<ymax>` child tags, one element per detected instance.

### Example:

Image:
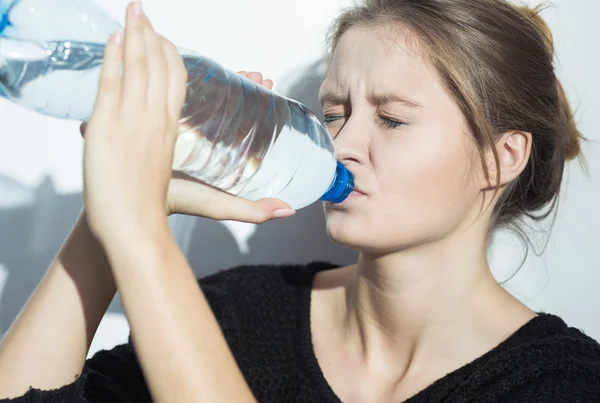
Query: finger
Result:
<box><xmin>141</xmin><ymin>6</ymin><xmax>155</xmax><ymax>30</ymax></box>
<box><xmin>263</xmin><ymin>79</ymin><xmax>274</xmax><ymax>90</ymax></box>
<box><xmin>144</xmin><ymin>23</ymin><xmax>168</xmax><ymax>112</ymax></box>
<box><xmin>168</xmin><ymin>177</ymin><xmax>293</xmax><ymax>223</ymax></box>
<box><xmin>237</xmin><ymin>71</ymin><xmax>247</xmax><ymax>77</ymax></box>
<box><xmin>162</xmin><ymin>37</ymin><xmax>188</xmax><ymax>125</ymax></box>
<box><xmin>122</xmin><ymin>1</ymin><xmax>149</xmax><ymax>109</ymax></box>
<box><xmin>90</xmin><ymin>28</ymin><xmax>124</xmax><ymax>120</ymax></box>
<box><xmin>246</xmin><ymin>71</ymin><xmax>263</xmax><ymax>84</ymax></box>
<box><xmin>80</xmin><ymin>122</ymin><xmax>88</xmax><ymax>137</ymax></box>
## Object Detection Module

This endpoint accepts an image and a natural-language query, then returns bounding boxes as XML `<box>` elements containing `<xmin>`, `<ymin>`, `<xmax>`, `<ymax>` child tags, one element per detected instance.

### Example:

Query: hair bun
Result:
<box><xmin>517</xmin><ymin>5</ymin><xmax>554</xmax><ymax>54</ymax></box>
<box><xmin>517</xmin><ymin>4</ymin><xmax>583</xmax><ymax>161</ymax></box>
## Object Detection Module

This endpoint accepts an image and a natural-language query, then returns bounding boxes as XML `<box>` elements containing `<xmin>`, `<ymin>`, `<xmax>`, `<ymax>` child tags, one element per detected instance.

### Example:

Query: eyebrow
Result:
<box><xmin>319</xmin><ymin>91</ymin><xmax>423</xmax><ymax>108</ymax></box>
<box><xmin>367</xmin><ymin>92</ymin><xmax>423</xmax><ymax>108</ymax></box>
<box><xmin>319</xmin><ymin>93</ymin><xmax>348</xmax><ymax>107</ymax></box>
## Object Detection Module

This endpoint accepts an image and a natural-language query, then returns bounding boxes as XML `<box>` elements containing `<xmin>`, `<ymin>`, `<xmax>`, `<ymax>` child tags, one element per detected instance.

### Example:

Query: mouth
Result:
<box><xmin>350</xmin><ymin>184</ymin><xmax>367</xmax><ymax>197</ymax></box>
<box><xmin>335</xmin><ymin>184</ymin><xmax>367</xmax><ymax>204</ymax></box>
<box><xmin>348</xmin><ymin>189</ymin><xmax>366</xmax><ymax>198</ymax></box>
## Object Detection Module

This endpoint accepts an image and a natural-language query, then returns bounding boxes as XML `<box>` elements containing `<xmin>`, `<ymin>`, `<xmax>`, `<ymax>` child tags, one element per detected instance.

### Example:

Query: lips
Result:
<box><xmin>352</xmin><ymin>184</ymin><xmax>367</xmax><ymax>196</ymax></box>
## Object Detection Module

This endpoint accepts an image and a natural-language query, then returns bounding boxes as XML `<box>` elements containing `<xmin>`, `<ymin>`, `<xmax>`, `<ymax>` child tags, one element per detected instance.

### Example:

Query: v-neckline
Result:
<box><xmin>296</xmin><ymin>263</ymin><xmax>562</xmax><ymax>403</ymax></box>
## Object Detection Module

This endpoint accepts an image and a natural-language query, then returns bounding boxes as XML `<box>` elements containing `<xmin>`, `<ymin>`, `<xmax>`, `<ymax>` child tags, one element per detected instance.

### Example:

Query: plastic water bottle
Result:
<box><xmin>0</xmin><ymin>0</ymin><xmax>353</xmax><ymax>210</ymax></box>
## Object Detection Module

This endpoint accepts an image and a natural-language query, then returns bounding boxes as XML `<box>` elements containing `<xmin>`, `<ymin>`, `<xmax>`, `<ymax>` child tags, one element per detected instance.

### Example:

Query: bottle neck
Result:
<box><xmin>0</xmin><ymin>0</ymin><xmax>15</xmax><ymax>37</ymax></box>
<box><xmin>0</xmin><ymin>16</ymin><xmax>7</xmax><ymax>37</ymax></box>
<box><xmin>320</xmin><ymin>162</ymin><xmax>354</xmax><ymax>203</ymax></box>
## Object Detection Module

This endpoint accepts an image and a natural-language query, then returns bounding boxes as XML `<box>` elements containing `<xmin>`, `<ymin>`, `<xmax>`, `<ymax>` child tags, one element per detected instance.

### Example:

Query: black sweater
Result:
<box><xmin>2</xmin><ymin>262</ymin><xmax>600</xmax><ymax>402</ymax></box>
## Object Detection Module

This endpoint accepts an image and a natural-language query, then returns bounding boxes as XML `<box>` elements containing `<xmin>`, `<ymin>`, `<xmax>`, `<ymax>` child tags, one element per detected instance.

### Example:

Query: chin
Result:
<box><xmin>324</xmin><ymin>208</ymin><xmax>387</xmax><ymax>252</ymax></box>
<box><xmin>325</xmin><ymin>208</ymin><xmax>362</xmax><ymax>247</ymax></box>
<box><xmin>324</xmin><ymin>205</ymin><xmax>437</xmax><ymax>255</ymax></box>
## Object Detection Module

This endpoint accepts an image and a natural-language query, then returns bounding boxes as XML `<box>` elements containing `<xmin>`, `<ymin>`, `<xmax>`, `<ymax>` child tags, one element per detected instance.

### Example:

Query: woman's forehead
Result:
<box><xmin>323</xmin><ymin>27</ymin><xmax>439</xmax><ymax>103</ymax></box>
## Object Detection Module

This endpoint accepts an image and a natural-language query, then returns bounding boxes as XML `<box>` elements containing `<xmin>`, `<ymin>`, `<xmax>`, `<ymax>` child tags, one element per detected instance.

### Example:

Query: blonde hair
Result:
<box><xmin>327</xmin><ymin>0</ymin><xmax>583</xmax><ymax>227</ymax></box>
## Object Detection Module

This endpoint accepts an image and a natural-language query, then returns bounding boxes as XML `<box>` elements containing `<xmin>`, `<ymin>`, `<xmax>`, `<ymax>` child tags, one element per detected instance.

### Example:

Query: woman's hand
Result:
<box><xmin>81</xmin><ymin>4</ymin><xmax>292</xmax><ymax>245</ymax></box>
<box><xmin>82</xmin><ymin>3</ymin><xmax>184</xmax><ymax>244</ymax></box>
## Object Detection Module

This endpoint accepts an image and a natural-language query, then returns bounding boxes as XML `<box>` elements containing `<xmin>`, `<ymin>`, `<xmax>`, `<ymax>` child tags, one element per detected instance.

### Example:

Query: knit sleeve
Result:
<box><xmin>500</xmin><ymin>365</ymin><xmax>600</xmax><ymax>402</ymax></box>
<box><xmin>0</xmin><ymin>341</ymin><xmax>151</xmax><ymax>403</ymax></box>
<box><xmin>0</xmin><ymin>269</ymin><xmax>238</xmax><ymax>403</ymax></box>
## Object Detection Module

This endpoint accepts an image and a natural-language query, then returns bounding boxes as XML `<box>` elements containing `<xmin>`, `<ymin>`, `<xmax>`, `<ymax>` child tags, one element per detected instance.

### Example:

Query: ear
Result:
<box><xmin>482</xmin><ymin>130</ymin><xmax>532</xmax><ymax>189</ymax></box>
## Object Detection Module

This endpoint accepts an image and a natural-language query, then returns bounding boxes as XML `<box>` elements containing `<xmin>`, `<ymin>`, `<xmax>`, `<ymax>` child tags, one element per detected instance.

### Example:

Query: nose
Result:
<box><xmin>333</xmin><ymin>118</ymin><xmax>370</xmax><ymax>166</ymax></box>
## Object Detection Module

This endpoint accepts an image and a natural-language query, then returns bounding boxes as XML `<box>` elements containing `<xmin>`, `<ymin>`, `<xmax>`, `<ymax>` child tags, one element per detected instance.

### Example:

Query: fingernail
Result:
<box><xmin>132</xmin><ymin>1</ymin><xmax>143</xmax><ymax>16</ymax></box>
<box><xmin>273</xmin><ymin>209</ymin><xmax>296</xmax><ymax>219</ymax></box>
<box><xmin>112</xmin><ymin>28</ymin><xmax>125</xmax><ymax>45</ymax></box>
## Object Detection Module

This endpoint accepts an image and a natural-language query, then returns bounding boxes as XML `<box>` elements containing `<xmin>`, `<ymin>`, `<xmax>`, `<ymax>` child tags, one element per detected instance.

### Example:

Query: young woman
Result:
<box><xmin>1</xmin><ymin>0</ymin><xmax>599</xmax><ymax>402</ymax></box>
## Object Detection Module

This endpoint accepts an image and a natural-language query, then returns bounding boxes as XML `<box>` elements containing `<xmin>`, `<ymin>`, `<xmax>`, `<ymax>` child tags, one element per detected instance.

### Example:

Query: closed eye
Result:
<box><xmin>379</xmin><ymin>117</ymin><xmax>406</xmax><ymax>129</ymax></box>
<box><xmin>323</xmin><ymin>115</ymin><xmax>347</xmax><ymax>124</ymax></box>
<box><xmin>324</xmin><ymin>115</ymin><xmax>406</xmax><ymax>129</ymax></box>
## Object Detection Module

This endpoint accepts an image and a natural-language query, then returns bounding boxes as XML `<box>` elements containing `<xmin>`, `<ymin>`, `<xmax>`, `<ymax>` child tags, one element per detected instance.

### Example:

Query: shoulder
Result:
<box><xmin>196</xmin><ymin>262</ymin><xmax>339</xmax><ymax>378</ymax></box>
<box><xmin>198</xmin><ymin>261</ymin><xmax>338</xmax><ymax>300</ymax></box>
<box><xmin>196</xmin><ymin>261</ymin><xmax>338</xmax><ymax>334</ymax></box>
<box><xmin>513</xmin><ymin>313</ymin><xmax>600</xmax><ymax>367</ymax></box>
<box><xmin>464</xmin><ymin>314</ymin><xmax>600</xmax><ymax>402</ymax></box>
<box><xmin>499</xmin><ymin>354</ymin><xmax>600</xmax><ymax>402</ymax></box>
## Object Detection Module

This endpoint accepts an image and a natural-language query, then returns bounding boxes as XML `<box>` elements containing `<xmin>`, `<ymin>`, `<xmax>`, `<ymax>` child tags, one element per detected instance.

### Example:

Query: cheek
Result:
<box><xmin>373</xmin><ymin>124</ymin><xmax>480</xmax><ymax>237</ymax></box>
<box><xmin>378</xmin><ymin>123</ymin><xmax>473</xmax><ymax>200</ymax></box>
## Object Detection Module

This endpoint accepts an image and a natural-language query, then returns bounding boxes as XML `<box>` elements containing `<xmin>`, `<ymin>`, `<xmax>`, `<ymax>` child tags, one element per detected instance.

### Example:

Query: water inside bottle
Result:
<box><xmin>174</xmin><ymin>51</ymin><xmax>337</xmax><ymax>209</ymax></box>
<box><xmin>0</xmin><ymin>39</ymin><xmax>337</xmax><ymax>209</ymax></box>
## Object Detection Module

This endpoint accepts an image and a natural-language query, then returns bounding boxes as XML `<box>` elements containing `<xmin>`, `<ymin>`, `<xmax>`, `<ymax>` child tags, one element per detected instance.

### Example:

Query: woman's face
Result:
<box><xmin>321</xmin><ymin>26</ymin><xmax>484</xmax><ymax>254</ymax></box>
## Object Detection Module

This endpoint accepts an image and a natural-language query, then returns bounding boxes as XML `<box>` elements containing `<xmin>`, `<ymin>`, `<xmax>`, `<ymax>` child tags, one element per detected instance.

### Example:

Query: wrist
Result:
<box><xmin>99</xmin><ymin>216</ymin><xmax>172</xmax><ymax>261</ymax></box>
<box><xmin>102</xmin><ymin>225</ymin><xmax>184</xmax><ymax>294</ymax></box>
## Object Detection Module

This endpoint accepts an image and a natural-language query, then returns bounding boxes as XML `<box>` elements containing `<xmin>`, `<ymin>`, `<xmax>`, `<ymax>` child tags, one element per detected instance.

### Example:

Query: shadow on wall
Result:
<box><xmin>282</xmin><ymin>58</ymin><xmax>329</xmax><ymax>120</ymax></box>
<box><xmin>0</xmin><ymin>174</ymin><xmax>83</xmax><ymax>333</ymax></box>
<box><xmin>0</xmin><ymin>60</ymin><xmax>357</xmax><ymax>334</ymax></box>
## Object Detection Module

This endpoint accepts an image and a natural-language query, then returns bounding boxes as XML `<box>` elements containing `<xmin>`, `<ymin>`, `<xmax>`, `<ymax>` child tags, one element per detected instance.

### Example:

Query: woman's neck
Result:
<box><xmin>339</xmin><ymin>229</ymin><xmax>535</xmax><ymax>380</ymax></box>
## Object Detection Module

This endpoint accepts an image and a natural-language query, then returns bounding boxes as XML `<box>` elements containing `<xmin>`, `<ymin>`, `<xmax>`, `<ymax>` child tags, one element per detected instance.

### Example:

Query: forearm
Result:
<box><xmin>103</xmin><ymin>226</ymin><xmax>255</xmax><ymax>403</ymax></box>
<box><xmin>0</xmin><ymin>211</ymin><xmax>117</xmax><ymax>398</ymax></box>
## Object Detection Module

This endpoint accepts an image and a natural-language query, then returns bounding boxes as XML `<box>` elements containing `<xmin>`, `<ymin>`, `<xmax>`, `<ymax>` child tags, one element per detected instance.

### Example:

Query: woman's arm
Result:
<box><xmin>0</xmin><ymin>211</ymin><xmax>116</xmax><ymax>398</ymax></box>
<box><xmin>78</xmin><ymin>2</ymin><xmax>292</xmax><ymax>401</ymax></box>
<box><xmin>102</xmin><ymin>225</ymin><xmax>257</xmax><ymax>403</ymax></box>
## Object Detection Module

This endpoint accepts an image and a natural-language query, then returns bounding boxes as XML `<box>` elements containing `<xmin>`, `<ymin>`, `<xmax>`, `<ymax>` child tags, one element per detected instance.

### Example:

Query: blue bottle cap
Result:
<box><xmin>321</xmin><ymin>162</ymin><xmax>354</xmax><ymax>203</ymax></box>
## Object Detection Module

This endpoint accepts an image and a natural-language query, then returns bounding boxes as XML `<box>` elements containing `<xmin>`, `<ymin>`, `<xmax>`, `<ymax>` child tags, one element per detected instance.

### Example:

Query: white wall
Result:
<box><xmin>0</xmin><ymin>0</ymin><xmax>598</xmax><ymax>358</ymax></box>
